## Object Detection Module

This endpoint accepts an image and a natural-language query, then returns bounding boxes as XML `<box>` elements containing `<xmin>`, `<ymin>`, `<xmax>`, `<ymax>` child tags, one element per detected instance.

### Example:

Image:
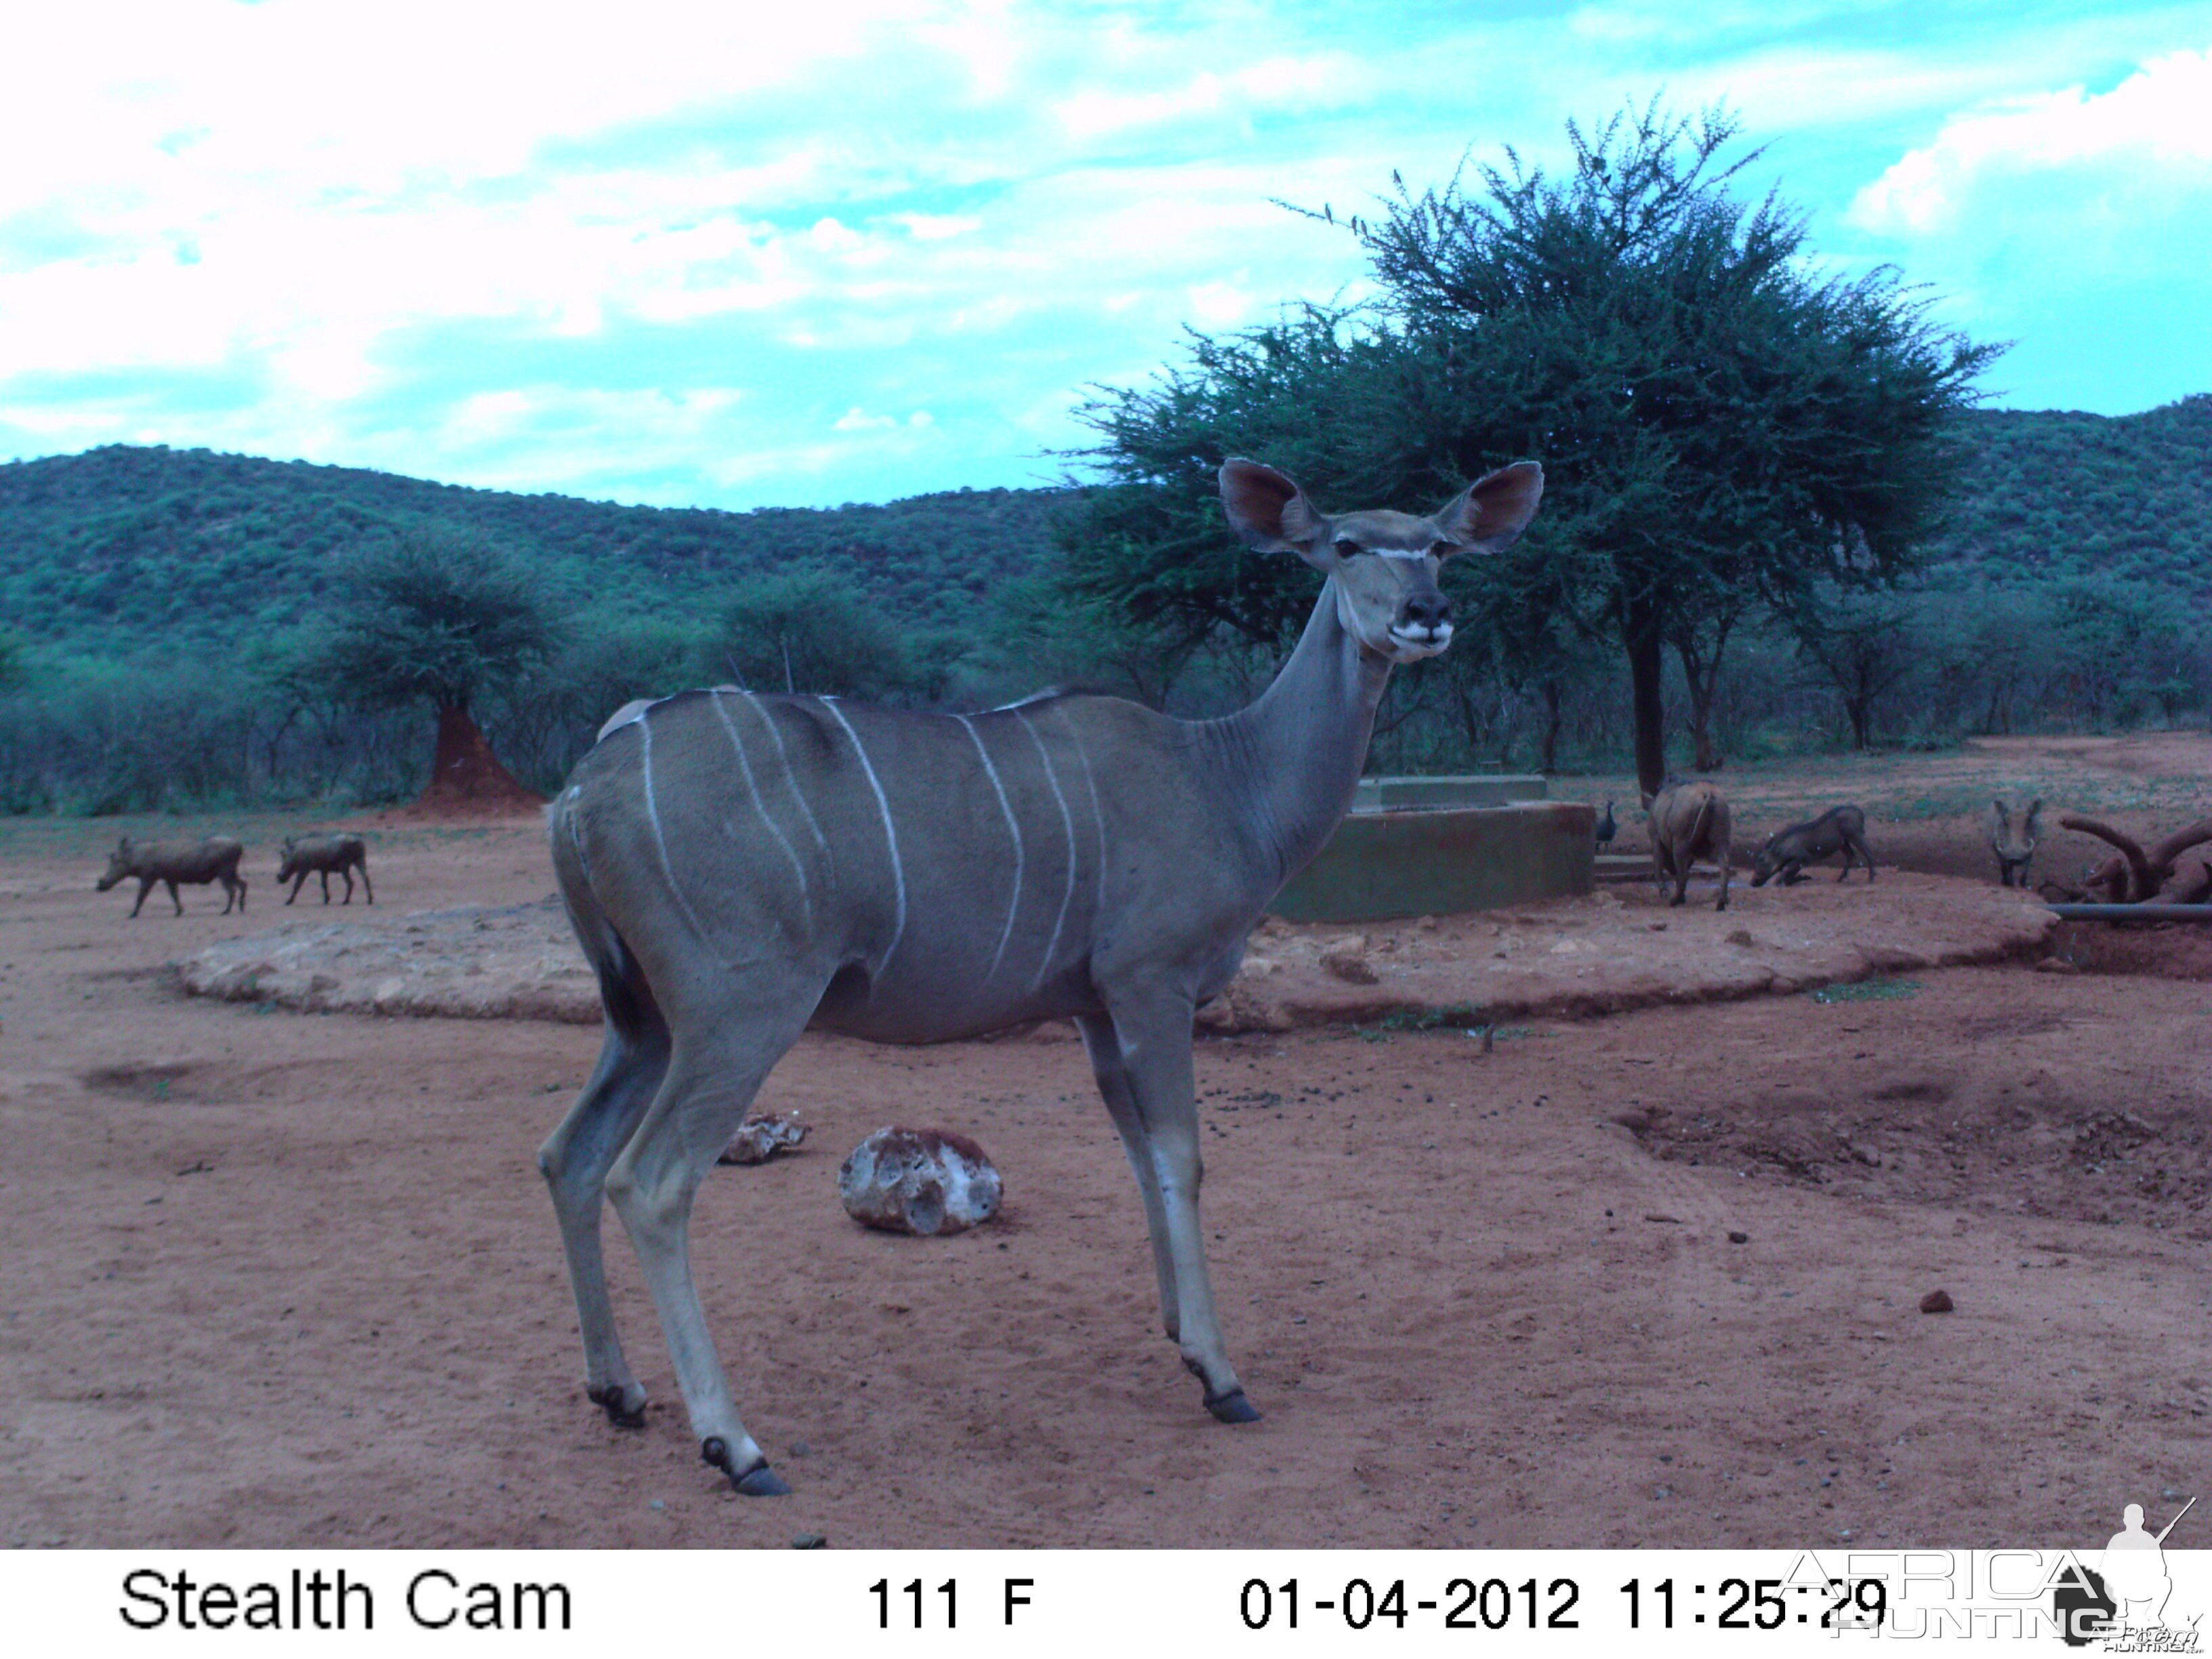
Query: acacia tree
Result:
<box><xmin>1069</xmin><ymin>102</ymin><xmax>1996</xmax><ymax>794</ymax></box>
<box><xmin>714</xmin><ymin>565</ymin><xmax>957</xmax><ymax>703</ymax></box>
<box><xmin>296</xmin><ymin>531</ymin><xmax>562</xmax><ymax>806</ymax></box>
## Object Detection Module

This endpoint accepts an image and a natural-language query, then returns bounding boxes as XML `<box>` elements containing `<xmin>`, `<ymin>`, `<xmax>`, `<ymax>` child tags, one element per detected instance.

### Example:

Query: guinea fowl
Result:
<box><xmin>1595</xmin><ymin>800</ymin><xmax>1617</xmax><ymax>848</ymax></box>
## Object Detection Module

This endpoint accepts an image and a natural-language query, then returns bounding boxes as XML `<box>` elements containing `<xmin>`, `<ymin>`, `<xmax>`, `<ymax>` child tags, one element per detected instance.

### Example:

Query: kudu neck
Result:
<box><xmin>1215</xmin><ymin>577</ymin><xmax>1393</xmax><ymax>882</ymax></box>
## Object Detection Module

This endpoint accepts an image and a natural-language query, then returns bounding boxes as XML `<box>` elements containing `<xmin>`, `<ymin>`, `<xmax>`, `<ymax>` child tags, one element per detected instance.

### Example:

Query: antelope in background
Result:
<box><xmin>1986</xmin><ymin>798</ymin><xmax>2041</xmax><ymax>887</ymax></box>
<box><xmin>539</xmin><ymin>455</ymin><xmax>1542</xmax><ymax>1494</ymax></box>
<box><xmin>96</xmin><ymin>836</ymin><xmax>247</xmax><ymax>917</ymax></box>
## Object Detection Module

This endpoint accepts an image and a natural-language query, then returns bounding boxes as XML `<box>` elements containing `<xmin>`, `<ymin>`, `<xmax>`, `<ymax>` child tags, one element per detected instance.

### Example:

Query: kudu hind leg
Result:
<box><xmin>1101</xmin><ymin>987</ymin><xmax>1256</xmax><ymax>1424</ymax></box>
<box><xmin>605</xmin><ymin>1005</ymin><xmax>816</xmax><ymax>1494</ymax></box>
<box><xmin>1078</xmin><ymin>1014</ymin><xmax>1181</xmax><ymax>1343</ymax></box>
<box><xmin>538</xmin><ymin>1021</ymin><xmax>670</xmax><ymax>1427</ymax></box>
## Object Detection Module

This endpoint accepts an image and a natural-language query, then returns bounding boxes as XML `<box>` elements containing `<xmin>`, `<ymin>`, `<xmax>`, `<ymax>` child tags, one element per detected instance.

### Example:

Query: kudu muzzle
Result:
<box><xmin>1387</xmin><ymin>584</ymin><xmax>1454</xmax><ymax>657</ymax></box>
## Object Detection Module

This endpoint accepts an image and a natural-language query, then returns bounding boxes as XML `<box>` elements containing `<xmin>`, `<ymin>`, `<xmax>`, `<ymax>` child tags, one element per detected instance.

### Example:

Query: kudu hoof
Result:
<box><xmin>1204</xmin><ymin>1387</ymin><xmax>1262</xmax><ymax>1425</ymax></box>
<box><xmin>703</xmin><ymin>1437</ymin><xmax>792</xmax><ymax>1496</ymax></box>
<box><xmin>588</xmin><ymin>1384</ymin><xmax>647</xmax><ymax>1429</ymax></box>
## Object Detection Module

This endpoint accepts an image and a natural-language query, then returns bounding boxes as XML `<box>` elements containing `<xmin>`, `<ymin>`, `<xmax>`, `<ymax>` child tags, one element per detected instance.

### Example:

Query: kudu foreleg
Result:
<box><xmin>1078</xmin><ymin>1014</ymin><xmax>1181</xmax><ymax>1341</ymax></box>
<box><xmin>1103</xmin><ymin>989</ymin><xmax>1256</xmax><ymax>1424</ymax></box>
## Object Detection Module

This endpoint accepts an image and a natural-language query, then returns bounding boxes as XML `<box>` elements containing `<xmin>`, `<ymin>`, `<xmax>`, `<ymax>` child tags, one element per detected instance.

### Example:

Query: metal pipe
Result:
<box><xmin>2044</xmin><ymin>903</ymin><xmax>2212</xmax><ymax>922</ymax></box>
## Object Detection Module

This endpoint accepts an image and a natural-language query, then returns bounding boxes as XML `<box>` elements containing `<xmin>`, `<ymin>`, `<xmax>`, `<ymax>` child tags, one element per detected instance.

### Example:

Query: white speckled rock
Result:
<box><xmin>838</xmin><ymin>1128</ymin><xmax>1002</xmax><ymax>1236</ymax></box>
<box><xmin>718</xmin><ymin>1112</ymin><xmax>808</xmax><ymax>1166</ymax></box>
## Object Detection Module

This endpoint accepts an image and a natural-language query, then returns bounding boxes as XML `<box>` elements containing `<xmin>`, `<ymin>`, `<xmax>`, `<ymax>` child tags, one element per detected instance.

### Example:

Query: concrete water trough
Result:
<box><xmin>1269</xmin><ymin>775</ymin><xmax>1595</xmax><ymax>923</ymax></box>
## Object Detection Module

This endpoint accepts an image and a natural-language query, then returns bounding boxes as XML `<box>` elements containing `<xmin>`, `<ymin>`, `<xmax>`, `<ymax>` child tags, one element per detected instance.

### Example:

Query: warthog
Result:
<box><xmin>1986</xmin><ymin>799</ymin><xmax>2041</xmax><ymax>887</ymax></box>
<box><xmin>96</xmin><ymin>836</ymin><xmax>247</xmax><ymax>917</ymax></box>
<box><xmin>275</xmin><ymin>834</ymin><xmax>374</xmax><ymax>905</ymax></box>
<box><xmin>1644</xmin><ymin>779</ymin><xmax>1732</xmax><ymax>909</ymax></box>
<box><xmin>1750</xmin><ymin>804</ymin><xmax>1877</xmax><ymax>886</ymax></box>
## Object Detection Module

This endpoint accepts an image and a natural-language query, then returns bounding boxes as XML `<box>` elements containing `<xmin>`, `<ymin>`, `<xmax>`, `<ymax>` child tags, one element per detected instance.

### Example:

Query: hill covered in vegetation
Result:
<box><xmin>1923</xmin><ymin>394</ymin><xmax>2212</xmax><ymax>600</ymax></box>
<box><xmin>3</xmin><ymin>395</ymin><xmax>2207</xmax><ymax>663</ymax></box>
<box><xmin>0</xmin><ymin>395</ymin><xmax>2203</xmax><ymax>813</ymax></box>
<box><xmin>0</xmin><ymin>443</ymin><xmax>1075</xmax><ymax>657</ymax></box>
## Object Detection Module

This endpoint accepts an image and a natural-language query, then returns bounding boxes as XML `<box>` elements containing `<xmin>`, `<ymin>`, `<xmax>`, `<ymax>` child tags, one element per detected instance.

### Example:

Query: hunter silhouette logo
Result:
<box><xmin>2053</xmin><ymin>1495</ymin><xmax>2198</xmax><ymax>1650</ymax></box>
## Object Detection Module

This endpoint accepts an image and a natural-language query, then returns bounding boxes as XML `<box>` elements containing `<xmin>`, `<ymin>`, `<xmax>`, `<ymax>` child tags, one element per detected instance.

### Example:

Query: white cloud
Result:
<box><xmin>1</xmin><ymin>2</ymin><xmax>2207</xmax><ymax>502</ymax></box>
<box><xmin>1849</xmin><ymin>48</ymin><xmax>2212</xmax><ymax>241</ymax></box>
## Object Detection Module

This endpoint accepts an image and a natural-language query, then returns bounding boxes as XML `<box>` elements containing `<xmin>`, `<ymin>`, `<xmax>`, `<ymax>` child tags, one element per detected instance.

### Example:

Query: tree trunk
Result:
<box><xmin>1538</xmin><ymin>677</ymin><xmax>1563</xmax><ymax>774</ymax></box>
<box><xmin>1624</xmin><ymin>592</ymin><xmax>1668</xmax><ymax>799</ymax></box>
<box><xmin>417</xmin><ymin>701</ymin><xmax>544</xmax><ymax>814</ymax></box>
<box><xmin>1677</xmin><ymin>644</ymin><xmax>1722</xmax><ymax>771</ymax></box>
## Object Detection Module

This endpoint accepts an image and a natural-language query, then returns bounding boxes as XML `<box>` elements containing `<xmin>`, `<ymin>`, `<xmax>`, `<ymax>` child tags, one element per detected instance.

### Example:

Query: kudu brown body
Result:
<box><xmin>539</xmin><ymin>457</ymin><xmax>1542</xmax><ymax>1494</ymax></box>
<box><xmin>96</xmin><ymin>836</ymin><xmax>247</xmax><ymax>917</ymax></box>
<box><xmin>1645</xmin><ymin>780</ymin><xmax>1732</xmax><ymax>909</ymax></box>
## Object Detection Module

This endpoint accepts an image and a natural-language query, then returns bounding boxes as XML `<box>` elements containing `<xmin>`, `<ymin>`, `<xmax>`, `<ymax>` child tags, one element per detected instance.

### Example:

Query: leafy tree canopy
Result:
<box><xmin>1065</xmin><ymin>100</ymin><xmax>1999</xmax><ymax>793</ymax></box>
<box><xmin>295</xmin><ymin>531</ymin><xmax>563</xmax><ymax>714</ymax></box>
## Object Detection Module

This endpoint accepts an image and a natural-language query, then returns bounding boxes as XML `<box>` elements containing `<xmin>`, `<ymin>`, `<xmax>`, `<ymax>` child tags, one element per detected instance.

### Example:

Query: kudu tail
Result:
<box><xmin>549</xmin><ymin>794</ymin><xmax>661</xmax><ymax>1045</ymax></box>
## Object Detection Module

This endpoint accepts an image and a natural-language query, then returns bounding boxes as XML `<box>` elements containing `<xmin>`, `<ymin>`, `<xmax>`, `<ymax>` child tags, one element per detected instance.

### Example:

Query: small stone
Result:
<box><xmin>1920</xmin><ymin>1289</ymin><xmax>1954</xmax><ymax>1314</ymax></box>
<box><xmin>719</xmin><ymin>1112</ymin><xmax>808</xmax><ymax>1166</ymax></box>
<box><xmin>2033</xmin><ymin>957</ymin><xmax>2081</xmax><ymax>975</ymax></box>
<box><xmin>1727</xmin><ymin>1231</ymin><xmax>1749</xmax><ymax>1244</ymax></box>
<box><xmin>792</xmin><ymin>1533</ymin><xmax>827</xmax><ymax>1549</ymax></box>
<box><xmin>1726</xmin><ymin>928</ymin><xmax>1753</xmax><ymax>947</ymax></box>
<box><xmin>649</xmin><ymin>1499</ymin><xmax>665</xmax><ymax>1511</ymax></box>
<box><xmin>1318</xmin><ymin>945</ymin><xmax>1378</xmax><ymax>985</ymax></box>
<box><xmin>1610</xmin><ymin>1107</ymin><xmax>1651</xmax><ymax>1132</ymax></box>
<box><xmin>839</xmin><ymin>1127</ymin><xmax>1002</xmax><ymax>1236</ymax></box>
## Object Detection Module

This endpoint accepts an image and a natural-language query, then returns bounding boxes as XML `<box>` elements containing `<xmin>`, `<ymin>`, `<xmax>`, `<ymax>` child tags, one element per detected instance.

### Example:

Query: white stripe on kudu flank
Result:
<box><xmin>1053</xmin><ymin>707</ymin><xmax>1108</xmax><ymax>915</ymax></box>
<box><xmin>638</xmin><ymin>714</ymin><xmax>715</xmax><ymax>943</ymax></box>
<box><xmin>819</xmin><ymin>699</ymin><xmax>907</xmax><ymax>974</ymax></box>
<box><xmin>709</xmin><ymin>693</ymin><xmax>811</xmax><ymax>923</ymax></box>
<box><xmin>739</xmin><ymin>692</ymin><xmax>831</xmax><ymax>858</ymax></box>
<box><xmin>957</xmin><ymin>714</ymin><xmax>1025</xmax><ymax>980</ymax></box>
<box><xmin>1017</xmin><ymin>710</ymin><xmax>1078</xmax><ymax>990</ymax></box>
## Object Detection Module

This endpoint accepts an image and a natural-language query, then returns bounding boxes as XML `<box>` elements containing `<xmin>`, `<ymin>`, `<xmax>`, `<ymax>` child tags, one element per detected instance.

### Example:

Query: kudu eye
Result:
<box><xmin>1332</xmin><ymin>536</ymin><xmax>1360</xmax><ymax>556</ymax></box>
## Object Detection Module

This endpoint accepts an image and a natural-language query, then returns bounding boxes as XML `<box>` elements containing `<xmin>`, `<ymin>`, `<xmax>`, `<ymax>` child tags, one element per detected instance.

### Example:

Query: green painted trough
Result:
<box><xmin>1269</xmin><ymin>775</ymin><xmax>1596</xmax><ymax>923</ymax></box>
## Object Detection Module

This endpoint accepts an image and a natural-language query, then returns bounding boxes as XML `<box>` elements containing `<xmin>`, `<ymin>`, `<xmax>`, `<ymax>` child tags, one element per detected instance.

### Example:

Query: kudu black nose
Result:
<box><xmin>1397</xmin><ymin>590</ymin><xmax>1453</xmax><ymax>630</ymax></box>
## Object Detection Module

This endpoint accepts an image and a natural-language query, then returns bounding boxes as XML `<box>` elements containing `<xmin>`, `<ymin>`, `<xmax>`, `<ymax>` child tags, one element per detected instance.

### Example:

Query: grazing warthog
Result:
<box><xmin>1986</xmin><ymin>798</ymin><xmax>2041</xmax><ymax>887</ymax></box>
<box><xmin>1750</xmin><ymin>804</ymin><xmax>1877</xmax><ymax>886</ymax></box>
<box><xmin>96</xmin><ymin>836</ymin><xmax>247</xmax><ymax>917</ymax></box>
<box><xmin>1644</xmin><ymin>779</ymin><xmax>1732</xmax><ymax>909</ymax></box>
<box><xmin>276</xmin><ymin>834</ymin><xmax>374</xmax><ymax>905</ymax></box>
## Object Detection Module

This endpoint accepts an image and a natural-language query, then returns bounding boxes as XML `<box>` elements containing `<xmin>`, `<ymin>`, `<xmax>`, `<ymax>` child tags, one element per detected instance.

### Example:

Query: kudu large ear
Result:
<box><xmin>1220</xmin><ymin>459</ymin><xmax>1330</xmax><ymax>570</ymax></box>
<box><xmin>1432</xmin><ymin>460</ymin><xmax>1544</xmax><ymax>556</ymax></box>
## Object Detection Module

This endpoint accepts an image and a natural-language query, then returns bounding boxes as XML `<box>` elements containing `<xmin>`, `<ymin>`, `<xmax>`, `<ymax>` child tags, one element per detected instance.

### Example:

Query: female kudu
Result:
<box><xmin>539</xmin><ymin>457</ymin><xmax>1542</xmax><ymax>1493</ymax></box>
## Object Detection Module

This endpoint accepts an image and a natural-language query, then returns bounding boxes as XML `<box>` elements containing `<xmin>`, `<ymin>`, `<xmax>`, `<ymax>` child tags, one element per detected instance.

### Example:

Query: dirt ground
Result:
<box><xmin>3</xmin><ymin>735</ymin><xmax>2207</xmax><ymax>1551</ymax></box>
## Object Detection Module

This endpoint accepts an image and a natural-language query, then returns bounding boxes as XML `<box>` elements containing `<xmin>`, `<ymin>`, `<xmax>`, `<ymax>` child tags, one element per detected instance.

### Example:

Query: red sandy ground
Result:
<box><xmin>2</xmin><ymin>739</ymin><xmax>2207</xmax><ymax>1551</ymax></box>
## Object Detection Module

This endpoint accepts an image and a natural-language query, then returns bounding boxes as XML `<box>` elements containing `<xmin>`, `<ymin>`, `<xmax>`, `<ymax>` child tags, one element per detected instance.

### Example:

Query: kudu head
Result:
<box><xmin>97</xmin><ymin>836</ymin><xmax>132</xmax><ymax>891</ymax></box>
<box><xmin>1218</xmin><ymin>458</ymin><xmax>1544</xmax><ymax>664</ymax></box>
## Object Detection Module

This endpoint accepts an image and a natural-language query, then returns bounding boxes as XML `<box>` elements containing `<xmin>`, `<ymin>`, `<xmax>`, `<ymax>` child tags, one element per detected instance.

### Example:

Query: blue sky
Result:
<box><xmin>3</xmin><ymin>0</ymin><xmax>2207</xmax><ymax>509</ymax></box>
